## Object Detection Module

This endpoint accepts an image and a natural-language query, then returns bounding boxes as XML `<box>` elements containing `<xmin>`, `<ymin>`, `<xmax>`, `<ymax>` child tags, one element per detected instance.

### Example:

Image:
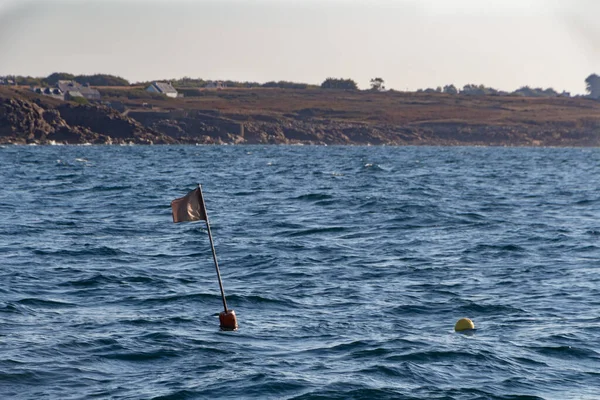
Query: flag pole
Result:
<box><xmin>197</xmin><ymin>183</ymin><xmax>229</xmax><ymax>314</ymax></box>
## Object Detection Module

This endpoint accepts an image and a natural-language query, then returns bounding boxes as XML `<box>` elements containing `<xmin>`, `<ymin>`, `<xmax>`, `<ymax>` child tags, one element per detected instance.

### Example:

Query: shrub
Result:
<box><xmin>71</xmin><ymin>96</ymin><xmax>89</xmax><ymax>105</ymax></box>
<box><xmin>320</xmin><ymin>78</ymin><xmax>358</xmax><ymax>90</ymax></box>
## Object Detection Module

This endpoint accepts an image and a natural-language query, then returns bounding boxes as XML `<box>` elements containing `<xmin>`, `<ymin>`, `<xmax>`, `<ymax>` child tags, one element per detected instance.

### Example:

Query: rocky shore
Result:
<box><xmin>2</xmin><ymin>87</ymin><xmax>600</xmax><ymax>146</ymax></box>
<box><xmin>0</xmin><ymin>92</ymin><xmax>174</xmax><ymax>145</ymax></box>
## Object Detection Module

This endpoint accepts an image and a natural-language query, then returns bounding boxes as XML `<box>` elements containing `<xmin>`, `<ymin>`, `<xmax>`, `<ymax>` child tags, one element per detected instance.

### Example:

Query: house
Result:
<box><xmin>146</xmin><ymin>81</ymin><xmax>178</xmax><ymax>98</ymax></box>
<box><xmin>57</xmin><ymin>80</ymin><xmax>101</xmax><ymax>101</ymax></box>
<box><xmin>31</xmin><ymin>86</ymin><xmax>64</xmax><ymax>99</ymax></box>
<box><xmin>206</xmin><ymin>80</ymin><xmax>226</xmax><ymax>90</ymax></box>
<box><xmin>44</xmin><ymin>87</ymin><xmax>62</xmax><ymax>95</ymax></box>
<box><xmin>30</xmin><ymin>80</ymin><xmax>101</xmax><ymax>101</ymax></box>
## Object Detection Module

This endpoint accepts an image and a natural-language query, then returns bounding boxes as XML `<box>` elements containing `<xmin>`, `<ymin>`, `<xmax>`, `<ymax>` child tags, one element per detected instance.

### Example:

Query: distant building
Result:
<box><xmin>206</xmin><ymin>81</ymin><xmax>226</xmax><ymax>90</ymax></box>
<box><xmin>48</xmin><ymin>88</ymin><xmax>62</xmax><ymax>95</ymax></box>
<box><xmin>57</xmin><ymin>80</ymin><xmax>101</xmax><ymax>101</ymax></box>
<box><xmin>30</xmin><ymin>80</ymin><xmax>101</xmax><ymax>101</ymax></box>
<box><xmin>0</xmin><ymin>77</ymin><xmax>15</xmax><ymax>86</ymax></box>
<box><xmin>146</xmin><ymin>81</ymin><xmax>178</xmax><ymax>98</ymax></box>
<box><xmin>32</xmin><ymin>86</ymin><xmax>64</xmax><ymax>100</ymax></box>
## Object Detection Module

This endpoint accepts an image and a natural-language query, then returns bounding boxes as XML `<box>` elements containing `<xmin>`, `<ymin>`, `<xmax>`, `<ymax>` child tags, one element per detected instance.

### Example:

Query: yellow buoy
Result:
<box><xmin>454</xmin><ymin>318</ymin><xmax>475</xmax><ymax>332</ymax></box>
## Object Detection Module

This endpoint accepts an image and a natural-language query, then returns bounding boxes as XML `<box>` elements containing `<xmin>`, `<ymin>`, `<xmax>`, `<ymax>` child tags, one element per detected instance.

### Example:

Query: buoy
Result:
<box><xmin>454</xmin><ymin>318</ymin><xmax>475</xmax><ymax>332</ymax></box>
<box><xmin>172</xmin><ymin>184</ymin><xmax>240</xmax><ymax>331</ymax></box>
<box><xmin>219</xmin><ymin>310</ymin><xmax>238</xmax><ymax>331</ymax></box>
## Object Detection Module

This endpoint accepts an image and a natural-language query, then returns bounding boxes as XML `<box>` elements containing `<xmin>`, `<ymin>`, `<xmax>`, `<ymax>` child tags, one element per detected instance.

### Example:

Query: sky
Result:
<box><xmin>0</xmin><ymin>0</ymin><xmax>599</xmax><ymax>93</ymax></box>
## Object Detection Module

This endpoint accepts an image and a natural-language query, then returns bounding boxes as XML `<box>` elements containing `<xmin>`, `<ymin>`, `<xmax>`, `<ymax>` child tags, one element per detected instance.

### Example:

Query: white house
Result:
<box><xmin>146</xmin><ymin>81</ymin><xmax>178</xmax><ymax>98</ymax></box>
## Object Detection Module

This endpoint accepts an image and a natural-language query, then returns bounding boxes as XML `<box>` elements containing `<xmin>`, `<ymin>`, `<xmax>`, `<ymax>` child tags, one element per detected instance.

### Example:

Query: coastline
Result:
<box><xmin>2</xmin><ymin>86</ymin><xmax>600</xmax><ymax>146</ymax></box>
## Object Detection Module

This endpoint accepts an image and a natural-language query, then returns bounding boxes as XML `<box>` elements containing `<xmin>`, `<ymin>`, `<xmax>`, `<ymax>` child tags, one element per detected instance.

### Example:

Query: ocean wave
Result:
<box><xmin>101</xmin><ymin>349</ymin><xmax>181</xmax><ymax>362</ymax></box>
<box><xmin>33</xmin><ymin>246</ymin><xmax>129</xmax><ymax>257</ymax></box>
<box><xmin>293</xmin><ymin>193</ymin><xmax>335</xmax><ymax>202</ymax></box>
<box><xmin>2</xmin><ymin>146</ymin><xmax>600</xmax><ymax>399</ymax></box>
<box><xmin>282</xmin><ymin>226</ymin><xmax>350</xmax><ymax>237</ymax></box>
<box><xmin>15</xmin><ymin>298</ymin><xmax>77</xmax><ymax>308</ymax></box>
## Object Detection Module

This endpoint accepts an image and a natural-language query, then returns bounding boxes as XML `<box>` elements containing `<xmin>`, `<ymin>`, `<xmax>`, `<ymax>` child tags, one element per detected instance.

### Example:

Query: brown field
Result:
<box><xmin>91</xmin><ymin>87</ymin><xmax>600</xmax><ymax>128</ymax></box>
<box><xmin>3</xmin><ymin>85</ymin><xmax>600</xmax><ymax>146</ymax></box>
<box><xmin>4</xmin><ymin>85</ymin><xmax>600</xmax><ymax>127</ymax></box>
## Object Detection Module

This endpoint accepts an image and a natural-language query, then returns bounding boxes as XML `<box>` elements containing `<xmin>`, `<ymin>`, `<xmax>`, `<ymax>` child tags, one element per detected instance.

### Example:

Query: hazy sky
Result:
<box><xmin>0</xmin><ymin>0</ymin><xmax>599</xmax><ymax>93</ymax></box>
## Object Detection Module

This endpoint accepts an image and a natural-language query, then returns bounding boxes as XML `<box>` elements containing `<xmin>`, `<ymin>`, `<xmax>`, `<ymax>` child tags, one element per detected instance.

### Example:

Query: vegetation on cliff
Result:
<box><xmin>2</xmin><ymin>82</ymin><xmax>600</xmax><ymax>146</ymax></box>
<box><xmin>5</xmin><ymin>73</ymin><xmax>130</xmax><ymax>87</ymax></box>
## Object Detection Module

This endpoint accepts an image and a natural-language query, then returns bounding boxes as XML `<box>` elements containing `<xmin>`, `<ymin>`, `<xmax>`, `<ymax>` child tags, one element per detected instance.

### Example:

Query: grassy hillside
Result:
<box><xmin>3</xmin><ymin>85</ymin><xmax>600</xmax><ymax>145</ymax></box>
<box><xmin>96</xmin><ymin>86</ymin><xmax>600</xmax><ymax>127</ymax></box>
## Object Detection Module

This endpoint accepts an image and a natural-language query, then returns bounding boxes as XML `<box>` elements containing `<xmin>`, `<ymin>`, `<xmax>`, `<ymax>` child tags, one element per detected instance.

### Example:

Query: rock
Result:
<box><xmin>0</xmin><ymin>90</ymin><xmax>176</xmax><ymax>145</ymax></box>
<box><xmin>2</xmin><ymin>87</ymin><xmax>600</xmax><ymax>146</ymax></box>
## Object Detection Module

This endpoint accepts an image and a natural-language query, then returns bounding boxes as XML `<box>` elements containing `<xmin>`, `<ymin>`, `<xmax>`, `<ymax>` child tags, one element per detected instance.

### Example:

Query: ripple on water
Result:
<box><xmin>1</xmin><ymin>146</ymin><xmax>600</xmax><ymax>399</ymax></box>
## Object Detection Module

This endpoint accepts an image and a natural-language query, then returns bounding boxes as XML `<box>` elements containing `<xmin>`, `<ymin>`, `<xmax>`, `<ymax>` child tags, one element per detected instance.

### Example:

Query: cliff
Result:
<box><xmin>2</xmin><ymin>86</ymin><xmax>600</xmax><ymax>146</ymax></box>
<box><xmin>0</xmin><ymin>88</ymin><xmax>175</xmax><ymax>145</ymax></box>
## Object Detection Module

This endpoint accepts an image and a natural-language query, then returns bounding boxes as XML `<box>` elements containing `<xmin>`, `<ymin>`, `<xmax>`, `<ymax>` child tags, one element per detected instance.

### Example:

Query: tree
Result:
<box><xmin>14</xmin><ymin>76</ymin><xmax>43</xmax><ymax>86</ymax></box>
<box><xmin>461</xmin><ymin>84</ymin><xmax>498</xmax><ymax>96</ymax></box>
<box><xmin>261</xmin><ymin>80</ymin><xmax>315</xmax><ymax>89</ymax></box>
<box><xmin>585</xmin><ymin>74</ymin><xmax>600</xmax><ymax>99</ymax></box>
<box><xmin>320</xmin><ymin>78</ymin><xmax>358</xmax><ymax>90</ymax></box>
<box><xmin>369</xmin><ymin>77</ymin><xmax>385</xmax><ymax>91</ymax></box>
<box><xmin>44</xmin><ymin>72</ymin><xmax>75</xmax><ymax>85</ymax></box>
<box><xmin>443</xmin><ymin>84</ymin><xmax>458</xmax><ymax>95</ymax></box>
<box><xmin>75</xmin><ymin>74</ymin><xmax>130</xmax><ymax>86</ymax></box>
<box><xmin>512</xmin><ymin>86</ymin><xmax>559</xmax><ymax>98</ymax></box>
<box><xmin>44</xmin><ymin>72</ymin><xmax>129</xmax><ymax>86</ymax></box>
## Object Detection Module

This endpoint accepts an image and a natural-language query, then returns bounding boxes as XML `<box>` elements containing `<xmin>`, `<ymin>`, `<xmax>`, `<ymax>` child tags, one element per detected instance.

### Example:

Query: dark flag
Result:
<box><xmin>171</xmin><ymin>187</ymin><xmax>207</xmax><ymax>223</ymax></box>
<box><xmin>170</xmin><ymin>184</ymin><xmax>238</xmax><ymax>330</ymax></box>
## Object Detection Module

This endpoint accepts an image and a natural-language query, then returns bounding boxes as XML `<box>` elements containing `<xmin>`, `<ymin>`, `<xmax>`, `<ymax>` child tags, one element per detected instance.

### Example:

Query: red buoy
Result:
<box><xmin>219</xmin><ymin>310</ymin><xmax>238</xmax><ymax>331</ymax></box>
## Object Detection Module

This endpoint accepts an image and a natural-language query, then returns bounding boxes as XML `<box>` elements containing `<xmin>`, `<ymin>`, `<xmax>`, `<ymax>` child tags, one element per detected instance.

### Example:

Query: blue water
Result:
<box><xmin>1</xmin><ymin>145</ymin><xmax>600</xmax><ymax>400</ymax></box>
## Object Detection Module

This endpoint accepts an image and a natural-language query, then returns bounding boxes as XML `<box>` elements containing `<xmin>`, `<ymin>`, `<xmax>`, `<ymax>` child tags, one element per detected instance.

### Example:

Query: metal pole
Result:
<box><xmin>198</xmin><ymin>184</ymin><xmax>229</xmax><ymax>314</ymax></box>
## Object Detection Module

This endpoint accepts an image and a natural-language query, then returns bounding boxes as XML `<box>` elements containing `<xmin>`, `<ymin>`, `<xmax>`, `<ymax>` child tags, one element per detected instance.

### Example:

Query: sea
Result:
<box><xmin>1</xmin><ymin>145</ymin><xmax>599</xmax><ymax>400</ymax></box>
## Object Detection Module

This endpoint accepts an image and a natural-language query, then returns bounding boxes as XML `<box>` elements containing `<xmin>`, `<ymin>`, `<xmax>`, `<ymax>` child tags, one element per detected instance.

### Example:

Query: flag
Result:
<box><xmin>171</xmin><ymin>187</ymin><xmax>207</xmax><ymax>223</ymax></box>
